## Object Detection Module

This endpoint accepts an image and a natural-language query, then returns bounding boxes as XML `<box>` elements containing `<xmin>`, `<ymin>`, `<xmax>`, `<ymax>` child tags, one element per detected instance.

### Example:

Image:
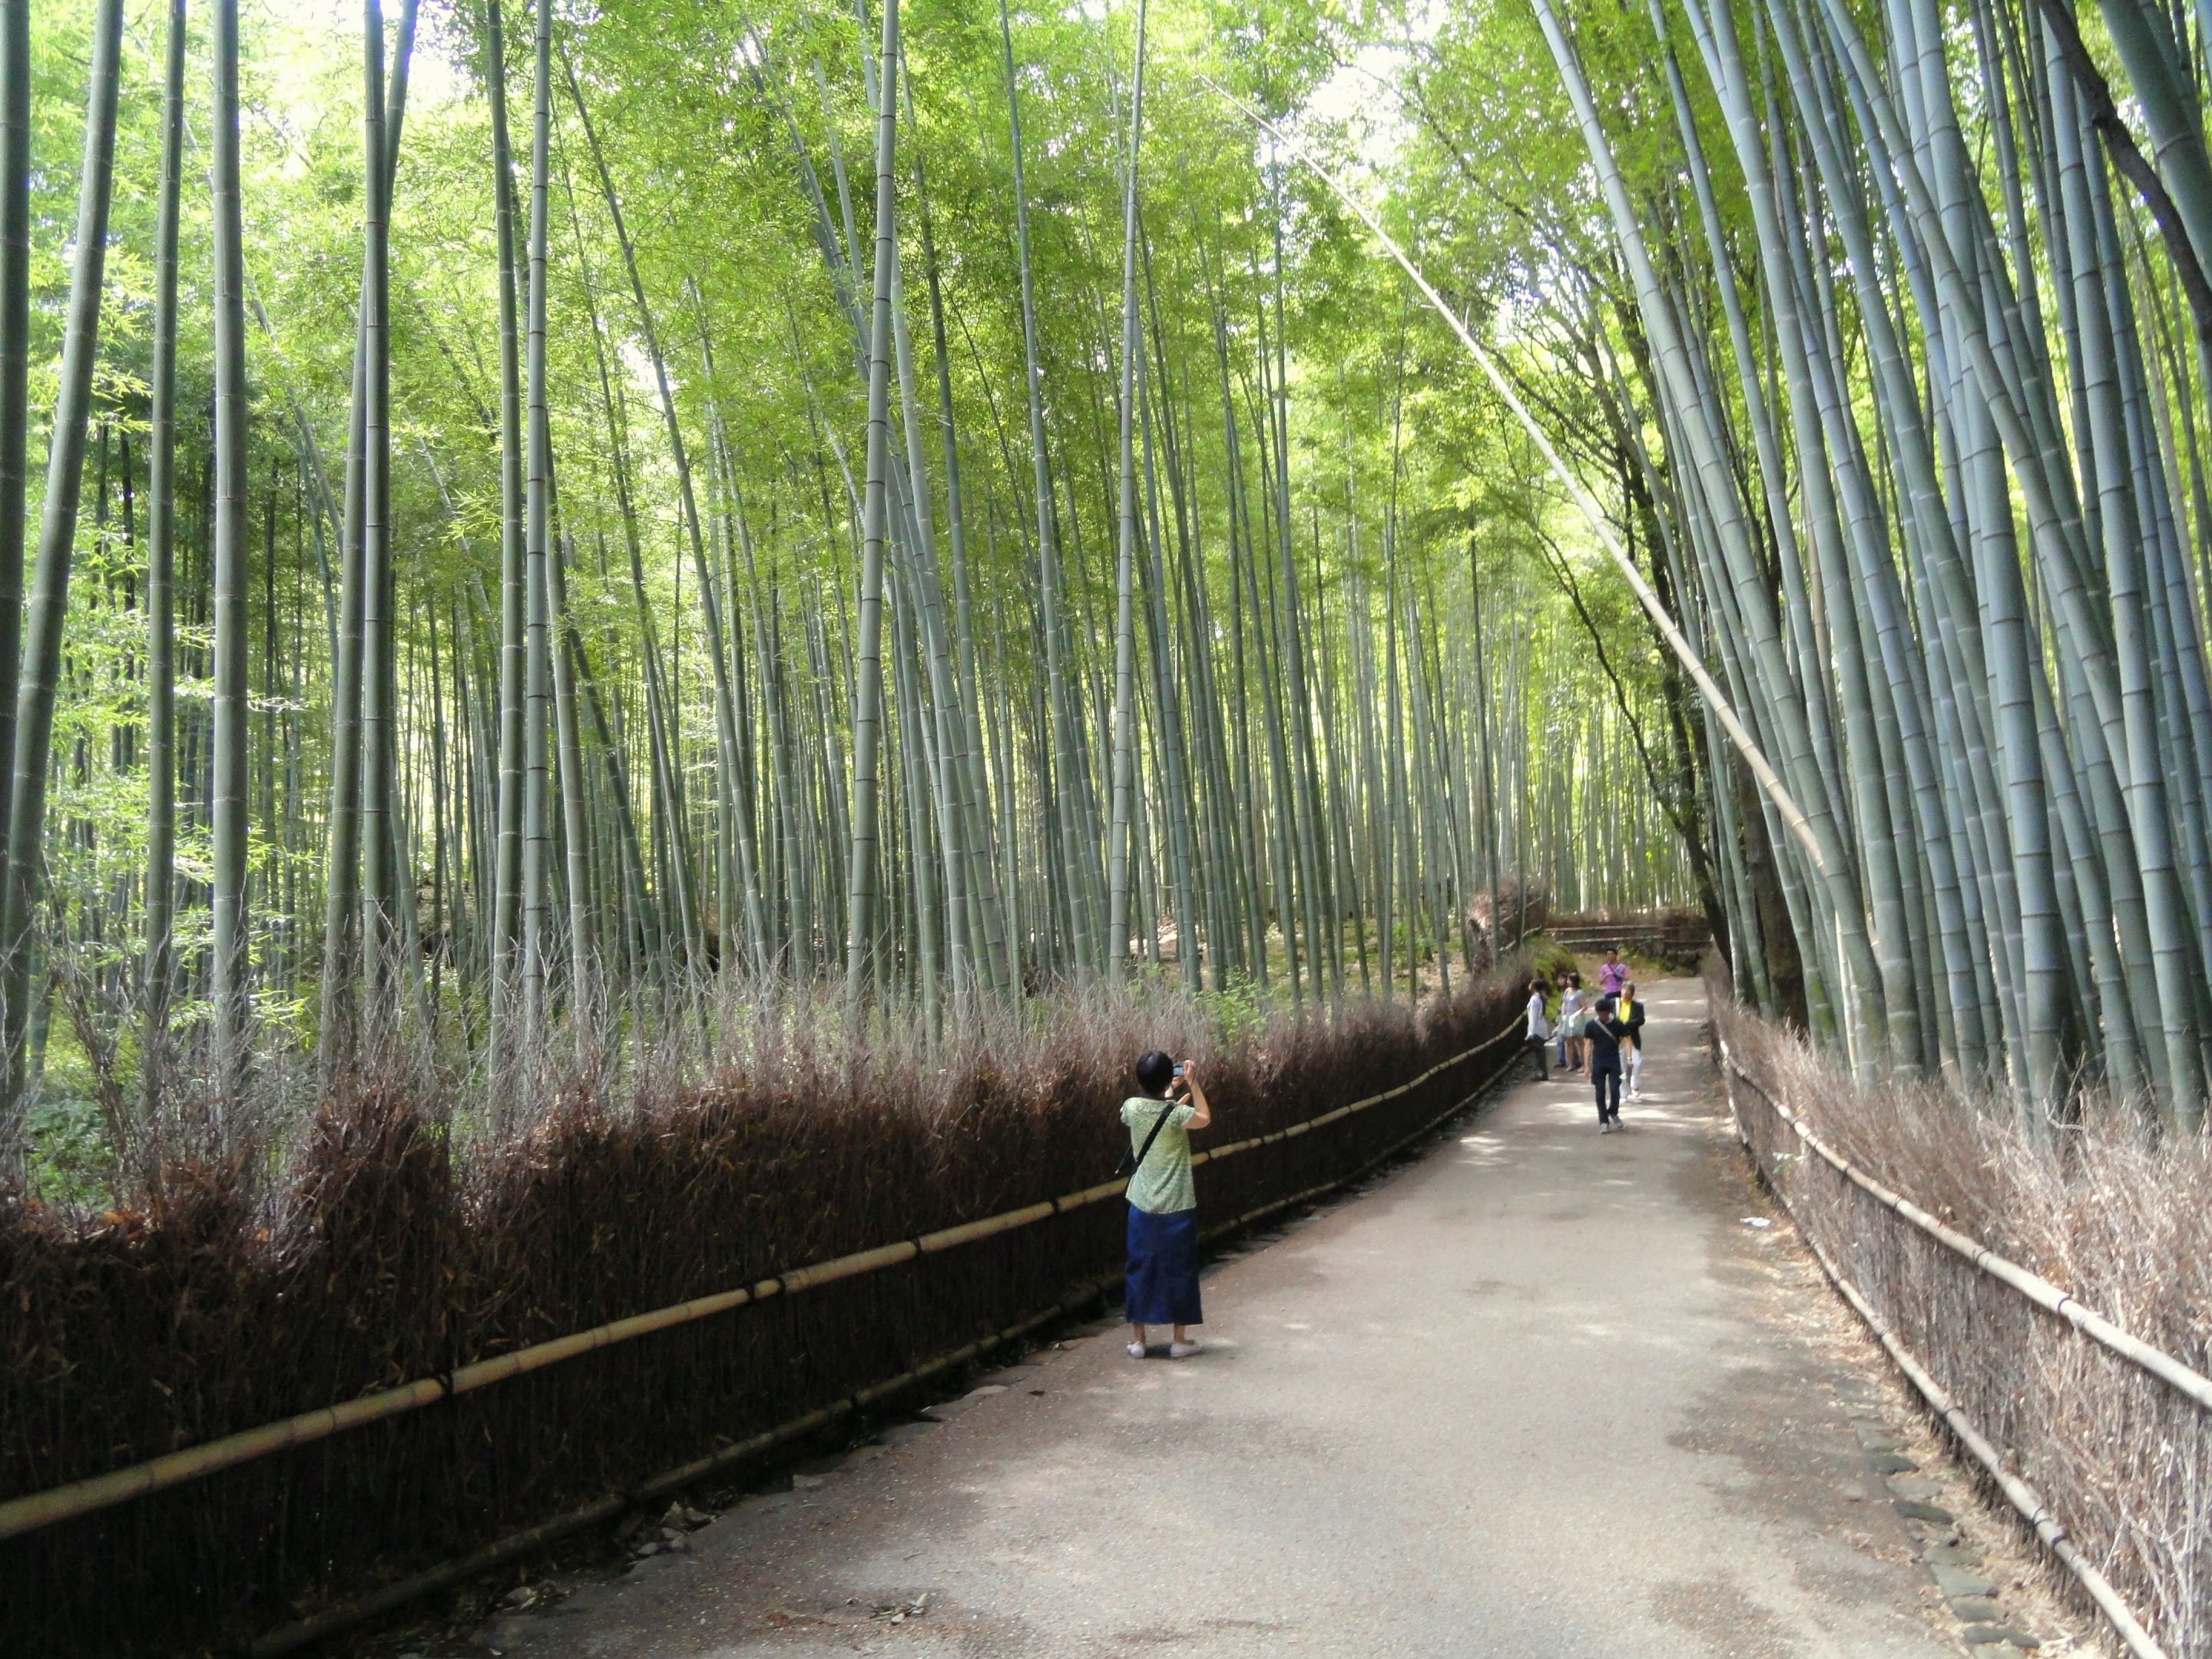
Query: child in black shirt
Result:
<box><xmin>1584</xmin><ymin>995</ymin><xmax>1628</xmax><ymax>1132</ymax></box>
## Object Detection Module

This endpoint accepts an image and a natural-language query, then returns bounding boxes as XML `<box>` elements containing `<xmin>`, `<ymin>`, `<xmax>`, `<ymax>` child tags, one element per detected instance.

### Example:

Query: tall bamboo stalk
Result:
<box><xmin>142</xmin><ymin>0</ymin><xmax>185</xmax><ymax>1116</ymax></box>
<box><xmin>1106</xmin><ymin>0</ymin><xmax>1149</xmax><ymax>980</ymax></box>
<box><xmin>845</xmin><ymin>0</ymin><xmax>902</xmax><ymax>1002</ymax></box>
<box><xmin>210</xmin><ymin>0</ymin><xmax>253</xmax><ymax>1095</ymax></box>
<box><xmin>0</xmin><ymin>0</ymin><xmax>123</xmax><ymax>1117</ymax></box>
<box><xmin>520</xmin><ymin>0</ymin><xmax>554</xmax><ymax>1051</ymax></box>
<box><xmin>485</xmin><ymin>0</ymin><xmax>526</xmax><ymax>1076</ymax></box>
<box><xmin>0</xmin><ymin>0</ymin><xmax>28</xmax><ymax>878</ymax></box>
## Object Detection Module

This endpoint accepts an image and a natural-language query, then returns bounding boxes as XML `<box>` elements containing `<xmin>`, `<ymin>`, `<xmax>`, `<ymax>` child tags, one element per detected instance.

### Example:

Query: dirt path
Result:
<box><xmin>475</xmin><ymin>979</ymin><xmax>1953</xmax><ymax>1658</ymax></box>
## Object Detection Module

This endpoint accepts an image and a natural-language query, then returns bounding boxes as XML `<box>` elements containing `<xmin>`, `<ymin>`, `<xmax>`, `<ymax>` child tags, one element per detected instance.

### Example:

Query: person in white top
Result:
<box><xmin>1557</xmin><ymin>975</ymin><xmax>1586</xmax><ymax>1075</ymax></box>
<box><xmin>1524</xmin><ymin>979</ymin><xmax>1551</xmax><ymax>1079</ymax></box>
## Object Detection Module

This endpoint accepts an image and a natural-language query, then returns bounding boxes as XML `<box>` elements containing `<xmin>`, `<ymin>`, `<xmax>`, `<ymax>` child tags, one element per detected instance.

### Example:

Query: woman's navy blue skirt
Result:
<box><xmin>1124</xmin><ymin>1204</ymin><xmax>1202</xmax><ymax>1326</ymax></box>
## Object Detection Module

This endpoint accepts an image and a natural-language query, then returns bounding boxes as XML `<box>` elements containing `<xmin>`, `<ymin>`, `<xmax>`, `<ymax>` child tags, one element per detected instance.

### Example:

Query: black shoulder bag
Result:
<box><xmin>1115</xmin><ymin>1097</ymin><xmax>1183</xmax><ymax>1181</ymax></box>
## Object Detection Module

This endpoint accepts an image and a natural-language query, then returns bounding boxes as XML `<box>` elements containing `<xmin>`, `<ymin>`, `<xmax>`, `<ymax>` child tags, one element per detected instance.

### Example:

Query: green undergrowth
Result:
<box><xmin>1525</xmin><ymin>933</ymin><xmax>1578</xmax><ymax>984</ymax></box>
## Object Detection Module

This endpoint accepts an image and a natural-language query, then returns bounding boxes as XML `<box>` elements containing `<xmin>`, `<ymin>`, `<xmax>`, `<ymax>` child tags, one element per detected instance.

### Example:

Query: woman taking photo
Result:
<box><xmin>1122</xmin><ymin>1051</ymin><xmax>1212</xmax><ymax>1357</ymax></box>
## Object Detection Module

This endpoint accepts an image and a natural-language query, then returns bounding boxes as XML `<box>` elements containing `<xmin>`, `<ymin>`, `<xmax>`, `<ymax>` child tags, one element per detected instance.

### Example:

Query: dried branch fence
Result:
<box><xmin>0</xmin><ymin>972</ymin><xmax>1525</xmax><ymax>1656</ymax></box>
<box><xmin>1717</xmin><ymin>1018</ymin><xmax>2212</xmax><ymax>1659</ymax></box>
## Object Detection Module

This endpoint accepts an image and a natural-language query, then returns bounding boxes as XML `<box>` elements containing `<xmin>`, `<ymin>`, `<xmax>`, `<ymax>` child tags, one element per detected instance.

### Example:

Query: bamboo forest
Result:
<box><xmin>4</xmin><ymin>0</ymin><xmax>1728</xmax><ymax>1187</ymax></box>
<box><xmin>13</xmin><ymin>0</ymin><xmax>2212</xmax><ymax>1651</ymax></box>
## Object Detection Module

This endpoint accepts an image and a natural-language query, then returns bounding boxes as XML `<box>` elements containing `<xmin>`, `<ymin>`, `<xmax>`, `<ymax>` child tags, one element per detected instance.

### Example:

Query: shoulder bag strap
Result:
<box><xmin>1119</xmin><ymin>1097</ymin><xmax>1184</xmax><ymax>1180</ymax></box>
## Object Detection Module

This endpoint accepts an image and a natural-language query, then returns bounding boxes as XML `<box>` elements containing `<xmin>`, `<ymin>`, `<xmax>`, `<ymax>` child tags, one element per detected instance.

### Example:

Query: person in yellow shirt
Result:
<box><xmin>1619</xmin><ymin>982</ymin><xmax>1647</xmax><ymax>1098</ymax></box>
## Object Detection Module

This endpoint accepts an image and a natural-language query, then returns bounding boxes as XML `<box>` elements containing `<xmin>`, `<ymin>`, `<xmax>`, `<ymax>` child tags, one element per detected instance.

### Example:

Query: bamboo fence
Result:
<box><xmin>1720</xmin><ymin>1038</ymin><xmax>2210</xmax><ymax>1659</ymax></box>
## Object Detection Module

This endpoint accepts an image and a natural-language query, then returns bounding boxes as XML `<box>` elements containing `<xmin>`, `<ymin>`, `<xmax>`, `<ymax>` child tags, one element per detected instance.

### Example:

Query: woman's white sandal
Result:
<box><xmin>1168</xmin><ymin>1340</ymin><xmax>1201</xmax><ymax>1359</ymax></box>
<box><xmin>1126</xmin><ymin>1341</ymin><xmax>1146</xmax><ymax>1359</ymax></box>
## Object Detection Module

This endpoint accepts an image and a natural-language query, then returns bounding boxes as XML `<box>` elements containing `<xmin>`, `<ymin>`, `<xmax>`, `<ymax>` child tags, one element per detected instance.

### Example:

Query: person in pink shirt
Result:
<box><xmin>1598</xmin><ymin>946</ymin><xmax>1628</xmax><ymax>999</ymax></box>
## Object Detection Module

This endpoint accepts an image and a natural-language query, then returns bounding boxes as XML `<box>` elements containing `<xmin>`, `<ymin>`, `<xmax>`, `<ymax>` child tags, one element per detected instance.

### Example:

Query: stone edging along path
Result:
<box><xmin>1830</xmin><ymin>1372</ymin><xmax>2056</xmax><ymax>1656</ymax></box>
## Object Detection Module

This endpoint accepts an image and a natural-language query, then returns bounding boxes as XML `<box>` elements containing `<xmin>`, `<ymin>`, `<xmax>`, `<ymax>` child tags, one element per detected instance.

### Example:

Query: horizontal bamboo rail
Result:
<box><xmin>0</xmin><ymin>1016</ymin><xmax>1522</xmax><ymax>1543</ymax></box>
<box><xmin>243</xmin><ymin>1013</ymin><xmax>1531</xmax><ymax>1657</ymax></box>
<box><xmin>1719</xmin><ymin>1042</ymin><xmax>2212</xmax><ymax>1411</ymax></box>
<box><xmin>1547</xmin><ymin>922</ymin><xmax>1710</xmax><ymax>952</ymax></box>
<box><xmin>248</xmin><ymin>1272</ymin><xmax>1127</xmax><ymax>1657</ymax></box>
<box><xmin>1719</xmin><ymin>1040</ymin><xmax>2178</xmax><ymax>1659</ymax></box>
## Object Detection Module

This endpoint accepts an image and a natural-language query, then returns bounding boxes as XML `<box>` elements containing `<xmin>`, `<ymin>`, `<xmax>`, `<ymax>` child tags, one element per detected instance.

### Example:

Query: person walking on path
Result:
<box><xmin>1524</xmin><ymin>979</ymin><xmax>1551</xmax><ymax>1079</ymax></box>
<box><xmin>1123</xmin><ymin>1051</ymin><xmax>1212</xmax><ymax>1358</ymax></box>
<box><xmin>1584</xmin><ymin>995</ymin><xmax>1627</xmax><ymax>1132</ymax></box>
<box><xmin>1618</xmin><ymin>982</ymin><xmax>1647</xmax><ymax>1099</ymax></box>
<box><xmin>1557</xmin><ymin>975</ymin><xmax>1586</xmax><ymax>1074</ymax></box>
<box><xmin>1598</xmin><ymin>948</ymin><xmax>1628</xmax><ymax>999</ymax></box>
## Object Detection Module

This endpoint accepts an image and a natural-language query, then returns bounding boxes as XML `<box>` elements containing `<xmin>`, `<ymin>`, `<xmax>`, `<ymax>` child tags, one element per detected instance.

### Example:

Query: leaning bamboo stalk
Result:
<box><xmin>1821</xmin><ymin>0</ymin><xmax>2199</xmax><ymax>1108</ymax></box>
<box><xmin>1207</xmin><ymin>81</ymin><xmax>1826</xmax><ymax>894</ymax></box>
<box><xmin>1652</xmin><ymin>0</ymin><xmax>1918</xmax><ymax>1069</ymax></box>
<box><xmin>0</xmin><ymin>1014</ymin><xmax>1522</xmax><ymax>1541</ymax></box>
<box><xmin>1542</xmin><ymin>10</ymin><xmax>1891</xmax><ymax>1064</ymax></box>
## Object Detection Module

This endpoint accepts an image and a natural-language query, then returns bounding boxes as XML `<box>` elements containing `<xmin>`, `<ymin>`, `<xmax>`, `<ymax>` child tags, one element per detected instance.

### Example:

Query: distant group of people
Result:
<box><xmin>1522</xmin><ymin>946</ymin><xmax>1646</xmax><ymax>1133</ymax></box>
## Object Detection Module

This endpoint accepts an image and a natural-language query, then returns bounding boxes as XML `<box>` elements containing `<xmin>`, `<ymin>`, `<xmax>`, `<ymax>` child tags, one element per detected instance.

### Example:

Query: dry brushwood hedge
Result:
<box><xmin>0</xmin><ymin>969</ymin><xmax>1522</xmax><ymax>1656</ymax></box>
<box><xmin>1713</xmin><ymin>976</ymin><xmax>2212</xmax><ymax>1659</ymax></box>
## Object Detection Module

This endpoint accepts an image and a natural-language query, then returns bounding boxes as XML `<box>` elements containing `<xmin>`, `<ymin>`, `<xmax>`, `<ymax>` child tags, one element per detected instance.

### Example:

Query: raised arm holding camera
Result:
<box><xmin>1121</xmin><ymin>1050</ymin><xmax>1211</xmax><ymax>1359</ymax></box>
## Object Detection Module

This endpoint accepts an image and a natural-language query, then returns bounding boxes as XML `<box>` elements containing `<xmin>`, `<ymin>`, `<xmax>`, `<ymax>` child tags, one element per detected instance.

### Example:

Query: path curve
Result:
<box><xmin>478</xmin><ymin>979</ymin><xmax>1951</xmax><ymax>1658</ymax></box>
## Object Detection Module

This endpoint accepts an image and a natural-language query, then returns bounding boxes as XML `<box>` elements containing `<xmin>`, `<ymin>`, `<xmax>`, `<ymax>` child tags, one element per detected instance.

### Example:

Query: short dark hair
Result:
<box><xmin>1134</xmin><ymin>1051</ymin><xmax>1176</xmax><ymax>1096</ymax></box>
<box><xmin>1596</xmin><ymin>995</ymin><xmax>1617</xmax><ymax>1015</ymax></box>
